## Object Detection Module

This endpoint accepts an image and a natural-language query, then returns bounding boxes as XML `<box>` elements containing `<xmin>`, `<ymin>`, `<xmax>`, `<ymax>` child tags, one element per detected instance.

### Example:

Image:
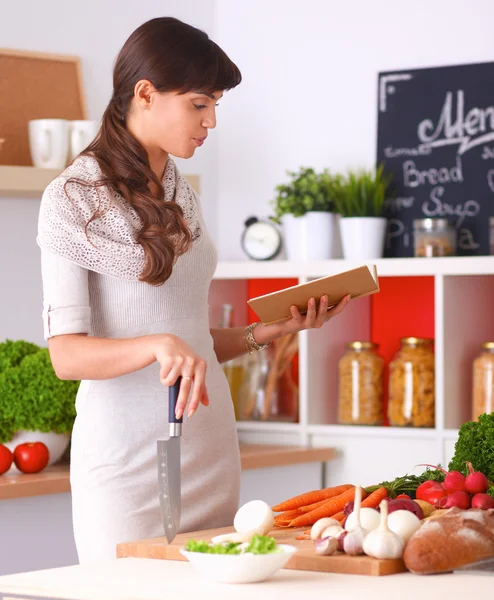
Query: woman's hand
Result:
<box><xmin>150</xmin><ymin>334</ymin><xmax>209</xmax><ymax>419</ymax></box>
<box><xmin>254</xmin><ymin>294</ymin><xmax>351</xmax><ymax>343</ymax></box>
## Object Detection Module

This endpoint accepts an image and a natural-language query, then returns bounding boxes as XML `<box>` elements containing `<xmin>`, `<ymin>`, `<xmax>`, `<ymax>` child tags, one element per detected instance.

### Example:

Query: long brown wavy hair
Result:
<box><xmin>75</xmin><ymin>17</ymin><xmax>241</xmax><ymax>285</ymax></box>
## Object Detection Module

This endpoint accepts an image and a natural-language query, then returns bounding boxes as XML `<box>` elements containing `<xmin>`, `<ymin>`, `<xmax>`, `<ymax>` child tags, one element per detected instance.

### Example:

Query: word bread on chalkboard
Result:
<box><xmin>376</xmin><ymin>61</ymin><xmax>494</xmax><ymax>257</ymax></box>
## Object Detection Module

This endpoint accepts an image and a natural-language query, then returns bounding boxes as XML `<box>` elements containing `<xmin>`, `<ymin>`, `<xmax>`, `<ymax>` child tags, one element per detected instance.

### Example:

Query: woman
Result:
<box><xmin>37</xmin><ymin>17</ymin><xmax>349</xmax><ymax>564</ymax></box>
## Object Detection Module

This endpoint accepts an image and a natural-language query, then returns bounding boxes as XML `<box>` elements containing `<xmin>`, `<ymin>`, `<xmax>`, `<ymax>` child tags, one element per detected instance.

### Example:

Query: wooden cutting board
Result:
<box><xmin>116</xmin><ymin>526</ymin><xmax>406</xmax><ymax>577</ymax></box>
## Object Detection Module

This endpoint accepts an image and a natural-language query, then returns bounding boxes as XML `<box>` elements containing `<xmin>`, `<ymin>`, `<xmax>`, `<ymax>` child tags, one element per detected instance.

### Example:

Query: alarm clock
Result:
<box><xmin>241</xmin><ymin>216</ymin><xmax>283</xmax><ymax>261</ymax></box>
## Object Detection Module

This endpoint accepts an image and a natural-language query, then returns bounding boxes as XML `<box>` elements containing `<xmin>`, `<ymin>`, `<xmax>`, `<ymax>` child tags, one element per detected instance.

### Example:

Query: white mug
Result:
<box><xmin>69</xmin><ymin>120</ymin><xmax>99</xmax><ymax>160</ymax></box>
<box><xmin>28</xmin><ymin>119</ymin><xmax>70</xmax><ymax>169</ymax></box>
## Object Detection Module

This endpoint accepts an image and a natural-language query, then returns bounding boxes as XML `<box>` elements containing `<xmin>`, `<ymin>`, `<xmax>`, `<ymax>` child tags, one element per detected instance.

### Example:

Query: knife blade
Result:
<box><xmin>157</xmin><ymin>377</ymin><xmax>182</xmax><ymax>544</ymax></box>
<box><xmin>453</xmin><ymin>556</ymin><xmax>494</xmax><ymax>575</ymax></box>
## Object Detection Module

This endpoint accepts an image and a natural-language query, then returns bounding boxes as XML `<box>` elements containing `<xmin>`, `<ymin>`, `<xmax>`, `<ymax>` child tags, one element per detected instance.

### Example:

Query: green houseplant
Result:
<box><xmin>331</xmin><ymin>164</ymin><xmax>392</xmax><ymax>218</ymax></box>
<box><xmin>332</xmin><ymin>165</ymin><xmax>393</xmax><ymax>260</ymax></box>
<box><xmin>0</xmin><ymin>340</ymin><xmax>79</xmax><ymax>466</ymax></box>
<box><xmin>271</xmin><ymin>167</ymin><xmax>341</xmax><ymax>260</ymax></box>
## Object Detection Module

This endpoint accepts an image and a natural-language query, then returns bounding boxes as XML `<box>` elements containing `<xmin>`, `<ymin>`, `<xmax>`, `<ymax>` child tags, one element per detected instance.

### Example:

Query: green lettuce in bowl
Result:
<box><xmin>180</xmin><ymin>534</ymin><xmax>296</xmax><ymax>584</ymax></box>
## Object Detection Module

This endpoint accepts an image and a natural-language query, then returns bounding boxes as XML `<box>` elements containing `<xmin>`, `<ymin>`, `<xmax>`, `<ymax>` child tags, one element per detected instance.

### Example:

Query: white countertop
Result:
<box><xmin>0</xmin><ymin>557</ymin><xmax>491</xmax><ymax>600</ymax></box>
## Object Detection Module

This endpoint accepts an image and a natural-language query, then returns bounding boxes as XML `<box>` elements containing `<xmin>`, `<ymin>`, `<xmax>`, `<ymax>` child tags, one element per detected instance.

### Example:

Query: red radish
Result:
<box><xmin>471</xmin><ymin>493</ymin><xmax>494</xmax><ymax>510</ymax></box>
<box><xmin>436</xmin><ymin>491</ymin><xmax>471</xmax><ymax>510</ymax></box>
<box><xmin>416</xmin><ymin>463</ymin><xmax>466</xmax><ymax>493</ymax></box>
<box><xmin>464</xmin><ymin>462</ymin><xmax>489</xmax><ymax>495</ymax></box>
<box><xmin>415</xmin><ymin>480</ymin><xmax>447</xmax><ymax>506</ymax></box>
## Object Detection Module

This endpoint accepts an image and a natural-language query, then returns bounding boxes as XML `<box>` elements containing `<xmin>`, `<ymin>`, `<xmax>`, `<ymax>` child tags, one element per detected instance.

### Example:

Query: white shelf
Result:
<box><xmin>213</xmin><ymin>256</ymin><xmax>494</xmax><ymax>279</ymax></box>
<box><xmin>236</xmin><ymin>421</ymin><xmax>300</xmax><ymax>433</ymax></box>
<box><xmin>307</xmin><ymin>424</ymin><xmax>439</xmax><ymax>439</ymax></box>
<box><xmin>443</xmin><ymin>429</ymin><xmax>460</xmax><ymax>439</ymax></box>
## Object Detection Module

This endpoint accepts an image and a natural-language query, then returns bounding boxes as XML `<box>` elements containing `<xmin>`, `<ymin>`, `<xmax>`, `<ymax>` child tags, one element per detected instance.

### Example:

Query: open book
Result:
<box><xmin>247</xmin><ymin>264</ymin><xmax>379</xmax><ymax>324</ymax></box>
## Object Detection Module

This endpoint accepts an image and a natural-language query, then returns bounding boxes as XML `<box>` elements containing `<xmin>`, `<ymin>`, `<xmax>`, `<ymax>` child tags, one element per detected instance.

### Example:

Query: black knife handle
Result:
<box><xmin>169</xmin><ymin>377</ymin><xmax>183</xmax><ymax>424</ymax></box>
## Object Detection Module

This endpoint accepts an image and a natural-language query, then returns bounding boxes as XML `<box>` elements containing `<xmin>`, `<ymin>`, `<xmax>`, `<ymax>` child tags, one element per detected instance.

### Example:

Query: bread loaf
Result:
<box><xmin>403</xmin><ymin>507</ymin><xmax>494</xmax><ymax>574</ymax></box>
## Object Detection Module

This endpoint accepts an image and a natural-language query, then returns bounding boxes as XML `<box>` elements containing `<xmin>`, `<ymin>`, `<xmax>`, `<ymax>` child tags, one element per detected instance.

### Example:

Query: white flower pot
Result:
<box><xmin>3</xmin><ymin>430</ymin><xmax>70</xmax><ymax>472</ymax></box>
<box><xmin>339</xmin><ymin>217</ymin><xmax>387</xmax><ymax>260</ymax></box>
<box><xmin>281</xmin><ymin>212</ymin><xmax>338</xmax><ymax>260</ymax></box>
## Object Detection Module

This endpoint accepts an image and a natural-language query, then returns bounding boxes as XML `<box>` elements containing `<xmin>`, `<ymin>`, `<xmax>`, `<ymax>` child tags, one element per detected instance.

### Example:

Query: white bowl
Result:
<box><xmin>179</xmin><ymin>544</ymin><xmax>297</xmax><ymax>584</ymax></box>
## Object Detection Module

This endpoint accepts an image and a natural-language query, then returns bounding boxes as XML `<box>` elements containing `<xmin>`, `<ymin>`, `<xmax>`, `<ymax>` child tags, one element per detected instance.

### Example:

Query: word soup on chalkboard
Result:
<box><xmin>376</xmin><ymin>61</ymin><xmax>494</xmax><ymax>257</ymax></box>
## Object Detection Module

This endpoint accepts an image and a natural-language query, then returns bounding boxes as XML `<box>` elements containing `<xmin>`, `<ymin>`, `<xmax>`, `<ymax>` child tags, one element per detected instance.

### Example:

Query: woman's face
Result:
<box><xmin>128</xmin><ymin>83</ymin><xmax>223</xmax><ymax>160</ymax></box>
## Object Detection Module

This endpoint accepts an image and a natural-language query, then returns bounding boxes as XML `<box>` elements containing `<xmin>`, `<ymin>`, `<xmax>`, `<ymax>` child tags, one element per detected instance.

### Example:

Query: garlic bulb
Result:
<box><xmin>343</xmin><ymin>484</ymin><xmax>367</xmax><ymax>556</ymax></box>
<box><xmin>345</xmin><ymin>507</ymin><xmax>380</xmax><ymax>532</ymax></box>
<box><xmin>363</xmin><ymin>499</ymin><xmax>405</xmax><ymax>560</ymax></box>
<box><xmin>315</xmin><ymin>535</ymin><xmax>339</xmax><ymax>555</ymax></box>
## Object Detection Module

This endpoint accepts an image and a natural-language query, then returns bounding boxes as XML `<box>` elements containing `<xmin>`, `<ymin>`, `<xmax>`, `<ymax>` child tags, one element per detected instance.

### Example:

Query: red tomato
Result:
<box><xmin>14</xmin><ymin>442</ymin><xmax>50</xmax><ymax>474</ymax></box>
<box><xmin>0</xmin><ymin>444</ymin><xmax>14</xmax><ymax>475</ymax></box>
<box><xmin>396</xmin><ymin>494</ymin><xmax>411</xmax><ymax>500</ymax></box>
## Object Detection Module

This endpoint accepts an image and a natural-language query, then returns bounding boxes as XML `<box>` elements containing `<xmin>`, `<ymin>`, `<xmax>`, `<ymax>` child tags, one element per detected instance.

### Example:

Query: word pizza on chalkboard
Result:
<box><xmin>376</xmin><ymin>61</ymin><xmax>494</xmax><ymax>257</ymax></box>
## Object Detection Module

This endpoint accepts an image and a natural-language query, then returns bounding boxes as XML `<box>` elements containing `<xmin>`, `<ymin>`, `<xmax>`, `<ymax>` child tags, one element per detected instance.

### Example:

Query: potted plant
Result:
<box><xmin>331</xmin><ymin>165</ymin><xmax>393</xmax><ymax>260</ymax></box>
<box><xmin>271</xmin><ymin>167</ymin><xmax>340</xmax><ymax>260</ymax></box>
<box><xmin>0</xmin><ymin>339</ymin><xmax>79</xmax><ymax>470</ymax></box>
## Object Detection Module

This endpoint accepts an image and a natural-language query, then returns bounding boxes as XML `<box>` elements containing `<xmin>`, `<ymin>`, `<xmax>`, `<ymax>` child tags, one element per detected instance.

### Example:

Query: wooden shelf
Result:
<box><xmin>0</xmin><ymin>165</ymin><xmax>60</xmax><ymax>197</ymax></box>
<box><xmin>0</xmin><ymin>165</ymin><xmax>200</xmax><ymax>197</ymax></box>
<box><xmin>0</xmin><ymin>444</ymin><xmax>334</xmax><ymax>501</ymax></box>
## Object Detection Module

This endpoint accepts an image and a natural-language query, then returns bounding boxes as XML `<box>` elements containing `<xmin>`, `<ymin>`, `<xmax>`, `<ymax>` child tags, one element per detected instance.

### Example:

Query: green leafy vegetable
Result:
<box><xmin>365</xmin><ymin>468</ymin><xmax>446</xmax><ymax>499</ymax></box>
<box><xmin>448</xmin><ymin>413</ymin><xmax>494</xmax><ymax>483</ymax></box>
<box><xmin>184</xmin><ymin>539</ymin><xmax>241</xmax><ymax>554</ymax></box>
<box><xmin>244</xmin><ymin>534</ymin><xmax>278</xmax><ymax>554</ymax></box>
<box><xmin>184</xmin><ymin>534</ymin><xmax>279</xmax><ymax>555</ymax></box>
<box><xmin>0</xmin><ymin>340</ymin><xmax>79</xmax><ymax>443</ymax></box>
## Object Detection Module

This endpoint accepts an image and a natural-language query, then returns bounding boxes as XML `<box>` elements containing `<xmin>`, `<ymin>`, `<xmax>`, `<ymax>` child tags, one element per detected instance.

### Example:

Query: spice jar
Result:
<box><xmin>413</xmin><ymin>218</ymin><xmax>456</xmax><ymax>257</ymax></box>
<box><xmin>472</xmin><ymin>342</ymin><xmax>494</xmax><ymax>421</ymax></box>
<box><xmin>388</xmin><ymin>337</ymin><xmax>435</xmax><ymax>427</ymax></box>
<box><xmin>338</xmin><ymin>342</ymin><xmax>384</xmax><ymax>426</ymax></box>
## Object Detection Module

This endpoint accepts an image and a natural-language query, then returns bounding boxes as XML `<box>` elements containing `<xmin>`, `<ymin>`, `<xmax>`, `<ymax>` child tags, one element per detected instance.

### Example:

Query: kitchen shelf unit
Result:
<box><xmin>211</xmin><ymin>257</ymin><xmax>494</xmax><ymax>486</ymax></box>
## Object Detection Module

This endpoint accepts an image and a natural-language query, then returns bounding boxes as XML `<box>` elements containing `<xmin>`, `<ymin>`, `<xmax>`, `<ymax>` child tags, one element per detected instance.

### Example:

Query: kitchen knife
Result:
<box><xmin>157</xmin><ymin>377</ymin><xmax>182</xmax><ymax>544</ymax></box>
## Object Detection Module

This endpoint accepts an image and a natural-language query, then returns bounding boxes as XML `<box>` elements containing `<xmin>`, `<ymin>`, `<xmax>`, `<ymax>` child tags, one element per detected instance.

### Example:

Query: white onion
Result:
<box><xmin>233</xmin><ymin>500</ymin><xmax>274</xmax><ymax>535</ymax></box>
<box><xmin>387</xmin><ymin>510</ymin><xmax>421</xmax><ymax>542</ymax></box>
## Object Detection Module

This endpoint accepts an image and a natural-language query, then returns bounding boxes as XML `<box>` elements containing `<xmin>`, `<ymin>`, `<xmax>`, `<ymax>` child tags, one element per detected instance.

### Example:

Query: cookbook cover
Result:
<box><xmin>247</xmin><ymin>264</ymin><xmax>380</xmax><ymax>324</ymax></box>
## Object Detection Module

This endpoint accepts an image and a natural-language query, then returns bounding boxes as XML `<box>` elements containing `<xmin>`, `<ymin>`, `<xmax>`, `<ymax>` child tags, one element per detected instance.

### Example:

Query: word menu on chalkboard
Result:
<box><xmin>376</xmin><ymin>61</ymin><xmax>494</xmax><ymax>257</ymax></box>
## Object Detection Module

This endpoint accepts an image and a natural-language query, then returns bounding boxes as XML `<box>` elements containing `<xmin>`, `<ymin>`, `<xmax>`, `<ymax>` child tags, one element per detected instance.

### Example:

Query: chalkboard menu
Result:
<box><xmin>376</xmin><ymin>61</ymin><xmax>494</xmax><ymax>257</ymax></box>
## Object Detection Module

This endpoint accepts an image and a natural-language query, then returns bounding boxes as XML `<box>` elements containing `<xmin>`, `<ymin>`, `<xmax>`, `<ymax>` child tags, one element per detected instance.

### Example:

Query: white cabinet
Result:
<box><xmin>211</xmin><ymin>257</ymin><xmax>494</xmax><ymax>486</ymax></box>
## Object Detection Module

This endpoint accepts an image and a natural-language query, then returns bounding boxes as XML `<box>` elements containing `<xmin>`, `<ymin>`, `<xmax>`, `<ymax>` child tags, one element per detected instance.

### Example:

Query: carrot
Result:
<box><xmin>271</xmin><ymin>484</ymin><xmax>354</xmax><ymax>512</ymax></box>
<box><xmin>288</xmin><ymin>487</ymin><xmax>359</xmax><ymax>527</ymax></box>
<box><xmin>299</xmin><ymin>497</ymin><xmax>337</xmax><ymax>513</ymax></box>
<box><xmin>274</xmin><ymin>509</ymin><xmax>302</xmax><ymax>521</ymax></box>
<box><xmin>361</xmin><ymin>486</ymin><xmax>388</xmax><ymax>509</ymax></box>
<box><xmin>332</xmin><ymin>510</ymin><xmax>346</xmax><ymax>522</ymax></box>
<box><xmin>317</xmin><ymin>488</ymin><xmax>387</xmax><ymax>527</ymax></box>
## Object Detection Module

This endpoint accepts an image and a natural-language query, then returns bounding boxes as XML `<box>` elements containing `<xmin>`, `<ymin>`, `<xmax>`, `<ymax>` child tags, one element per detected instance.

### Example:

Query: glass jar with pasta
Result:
<box><xmin>472</xmin><ymin>342</ymin><xmax>494</xmax><ymax>421</ymax></box>
<box><xmin>388</xmin><ymin>337</ymin><xmax>435</xmax><ymax>427</ymax></box>
<box><xmin>338</xmin><ymin>341</ymin><xmax>384</xmax><ymax>426</ymax></box>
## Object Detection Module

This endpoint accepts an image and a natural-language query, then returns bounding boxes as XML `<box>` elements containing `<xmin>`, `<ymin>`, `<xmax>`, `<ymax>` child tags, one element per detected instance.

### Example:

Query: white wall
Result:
<box><xmin>0</xmin><ymin>0</ymin><xmax>218</xmax><ymax>345</ymax></box>
<box><xmin>214</xmin><ymin>0</ymin><xmax>494</xmax><ymax>259</ymax></box>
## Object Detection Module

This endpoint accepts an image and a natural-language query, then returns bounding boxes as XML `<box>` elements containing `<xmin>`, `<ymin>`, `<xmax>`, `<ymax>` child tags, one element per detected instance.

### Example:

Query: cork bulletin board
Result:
<box><xmin>0</xmin><ymin>48</ymin><xmax>87</xmax><ymax>166</ymax></box>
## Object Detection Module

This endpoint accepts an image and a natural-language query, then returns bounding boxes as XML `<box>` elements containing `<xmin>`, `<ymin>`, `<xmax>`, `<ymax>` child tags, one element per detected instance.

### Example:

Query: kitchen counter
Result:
<box><xmin>0</xmin><ymin>444</ymin><xmax>334</xmax><ymax>500</ymax></box>
<box><xmin>0</xmin><ymin>556</ymin><xmax>491</xmax><ymax>600</ymax></box>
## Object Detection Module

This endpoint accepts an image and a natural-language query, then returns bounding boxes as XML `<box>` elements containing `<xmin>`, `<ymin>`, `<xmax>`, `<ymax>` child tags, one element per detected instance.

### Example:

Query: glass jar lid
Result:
<box><xmin>347</xmin><ymin>341</ymin><xmax>378</xmax><ymax>350</ymax></box>
<box><xmin>481</xmin><ymin>342</ymin><xmax>494</xmax><ymax>351</ymax></box>
<box><xmin>401</xmin><ymin>337</ymin><xmax>434</xmax><ymax>347</ymax></box>
<box><xmin>413</xmin><ymin>218</ymin><xmax>451</xmax><ymax>231</ymax></box>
